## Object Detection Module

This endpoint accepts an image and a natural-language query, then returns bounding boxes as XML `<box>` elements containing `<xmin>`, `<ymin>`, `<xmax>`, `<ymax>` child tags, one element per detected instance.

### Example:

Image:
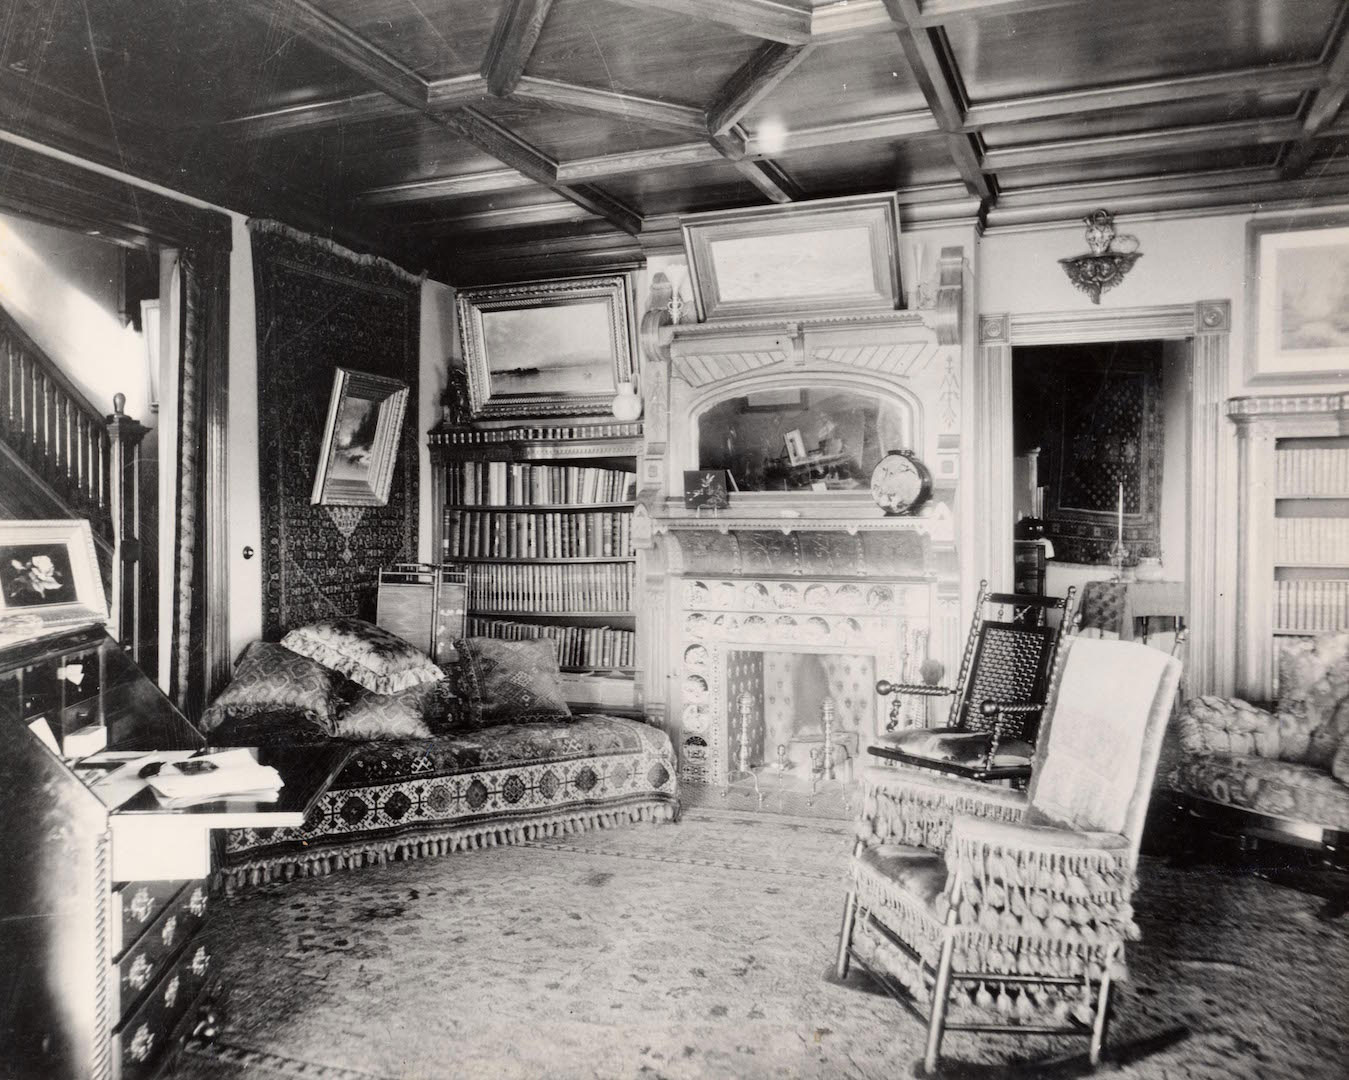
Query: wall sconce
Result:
<box><xmin>1058</xmin><ymin>209</ymin><xmax>1142</xmax><ymax>304</ymax></box>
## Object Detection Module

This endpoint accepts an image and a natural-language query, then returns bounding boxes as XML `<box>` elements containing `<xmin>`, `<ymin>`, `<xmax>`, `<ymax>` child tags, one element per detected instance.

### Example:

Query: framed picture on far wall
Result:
<box><xmin>0</xmin><ymin>519</ymin><xmax>108</xmax><ymax>643</ymax></box>
<box><xmin>1247</xmin><ymin>213</ymin><xmax>1349</xmax><ymax>383</ymax></box>
<box><xmin>311</xmin><ymin>368</ymin><xmax>410</xmax><ymax>506</ymax></box>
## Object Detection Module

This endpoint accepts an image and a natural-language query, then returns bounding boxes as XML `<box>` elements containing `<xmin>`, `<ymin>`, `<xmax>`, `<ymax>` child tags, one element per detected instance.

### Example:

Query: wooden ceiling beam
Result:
<box><xmin>964</xmin><ymin>63</ymin><xmax>1325</xmax><ymax>129</ymax></box>
<box><xmin>707</xmin><ymin>42</ymin><xmax>814</xmax><ymax>136</ymax></box>
<box><xmin>390</xmin><ymin>200</ymin><xmax>590</xmax><ymax>232</ymax></box>
<box><xmin>730</xmin><ymin>157</ymin><xmax>802</xmax><ymax>202</ymax></box>
<box><xmin>481</xmin><ymin>0</ymin><xmax>555</xmax><ymax>98</ymax></box>
<box><xmin>512</xmin><ymin>76</ymin><xmax>708</xmax><ymax>134</ymax></box>
<box><xmin>760</xmin><ymin>110</ymin><xmax>941</xmax><ymax>151</ymax></box>
<box><xmin>558</xmin><ymin>143</ymin><xmax>725</xmax><ymax>183</ymax></box>
<box><xmin>243</xmin><ymin>0</ymin><xmax>427</xmax><ymax>111</ymax></box>
<box><xmin>357</xmin><ymin>169</ymin><xmax>538</xmax><ymax>206</ymax></box>
<box><xmin>435</xmin><ymin>107</ymin><xmax>643</xmax><ymax>233</ymax></box>
<box><xmin>600</xmin><ymin>0</ymin><xmax>813</xmax><ymax>45</ymax></box>
<box><xmin>984</xmin><ymin>117</ymin><xmax>1304</xmax><ymax>170</ymax></box>
<box><xmin>883</xmin><ymin>0</ymin><xmax>991</xmax><ymax>198</ymax></box>
<box><xmin>238</xmin><ymin>1</ymin><xmax>640</xmax><ymax>234</ymax></box>
<box><xmin>915</xmin><ymin>0</ymin><xmax>1089</xmax><ymax>23</ymax></box>
<box><xmin>218</xmin><ymin>75</ymin><xmax>487</xmax><ymax>140</ymax></box>
<box><xmin>1282</xmin><ymin>14</ymin><xmax>1349</xmax><ymax>179</ymax></box>
<box><xmin>810</xmin><ymin>1</ymin><xmax>892</xmax><ymax>40</ymax></box>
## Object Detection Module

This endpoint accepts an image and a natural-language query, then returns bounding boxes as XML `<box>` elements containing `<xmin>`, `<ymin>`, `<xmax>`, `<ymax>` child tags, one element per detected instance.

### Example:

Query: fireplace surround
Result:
<box><xmin>636</xmin><ymin>248</ymin><xmax>970</xmax><ymax>785</ymax></box>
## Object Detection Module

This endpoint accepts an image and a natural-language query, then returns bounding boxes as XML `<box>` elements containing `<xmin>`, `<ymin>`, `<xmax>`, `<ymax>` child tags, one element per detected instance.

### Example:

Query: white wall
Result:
<box><xmin>0</xmin><ymin>211</ymin><xmax>151</xmax><ymax>418</ymax></box>
<box><xmin>417</xmin><ymin>279</ymin><xmax>457</xmax><ymax>563</ymax></box>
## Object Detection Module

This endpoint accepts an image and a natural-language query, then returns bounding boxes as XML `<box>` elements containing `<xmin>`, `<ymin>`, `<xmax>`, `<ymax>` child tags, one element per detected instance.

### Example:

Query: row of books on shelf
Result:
<box><xmin>447</xmin><ymin>461</ymin><xmax>638</xmax><ymax>506</ymax></box>
<box><xmin>467</xmin><ymin>617</ymin><xmax>636</xmax><ymax>669</ymax></box>
<box><xmin>1276</xmin><ymin>447</ymin><xmax>1349</xmax><ymax>496</ymax></box>
<box><xmin>432</xmin><ymin>422</ymin><xmax>641</xmax><ymax>445</ymax></box>
<box><xmin>443</xmin><ymin>510</ymin><xmax>634</xmax><ymax>560</ymax></box>
<box><xmin>466</xmin><ymin>562</ymin><xmax>635</xmax><ymax>614</ymax></box>
<box><xmin>1275</xmin><ymin>579</ymin><xmax>1349</xmax><ymax>632</ymax></box>
<box><xmin>1274</xmin><ymin>518</ymin><xmax>1349</xmax><ymax>563</ymax></box>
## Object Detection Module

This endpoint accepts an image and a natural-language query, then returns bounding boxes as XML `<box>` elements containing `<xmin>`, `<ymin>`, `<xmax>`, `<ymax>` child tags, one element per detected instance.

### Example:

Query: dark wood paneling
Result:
<box><xmin>780</xmin><ymin>135</ymin><xmax>962</xmax><ymax>194</ymax></box>
<box><xmin>594</xmin><ymin>161</ymin><xmax>771</xmax><ymax>215</ymax></box>
<box><xmin>471</xmin><ymin>95</ymin><xmax>704</xmax><ymax>161</ymax></box>
<box><xmin>946</xmin><ymin>0</ymin><xmax>1342</xmax><ymax>102</ymax></box>
<box><xmin>979</xmin><ymin>93</ymin><xmax>1305</xmax><ymax>148</ymax></box>
<box><xmin>528</xmin><ymin>0</ymin><xmax>765</xmax><ymax>105</ymax></box>
<box><xmin>997</xmin><ymin>144</ymin><xmax>1282</xmax><ymax>189</ymax></box>
<box><xmin>314</xmin><ymin>0</ymin><xmax>504</xmax><ymax>80</ymax></box>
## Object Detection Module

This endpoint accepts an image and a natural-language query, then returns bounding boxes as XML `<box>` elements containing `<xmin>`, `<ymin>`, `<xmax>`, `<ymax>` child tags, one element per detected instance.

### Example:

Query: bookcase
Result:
<box><xmin>1231</xmin><ymin>393</ymin><xmax>1349</xmax><ymax>701</ymax></box>
<box><xmin>429</xmin><ymin>422</ymin><xmax>642</xmax><ymax>710</ymax></box>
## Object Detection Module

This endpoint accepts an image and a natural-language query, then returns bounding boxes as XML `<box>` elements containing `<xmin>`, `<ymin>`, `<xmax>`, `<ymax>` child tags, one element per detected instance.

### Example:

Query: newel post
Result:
<box><xmin>106</xmin><ymin>392</ymin><xmax>150</xmax><ymax>659</ymax></box>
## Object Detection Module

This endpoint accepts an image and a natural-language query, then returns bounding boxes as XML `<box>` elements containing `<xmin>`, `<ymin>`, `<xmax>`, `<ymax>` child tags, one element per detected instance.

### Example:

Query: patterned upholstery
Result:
<box><xmin>200</xmin><ymin>642</ymin><xmax>346</xmax><ymax>734</ymax></box>
<box><xmin>282</xmin><ymin>617</ymin><xmax>444</xmax><ymax>694</ymax></box>
<box><xmin>220</xmin><ymin>714</ymin><xmax>678</xmax><ymax>888</ymax></box>
<box><xmin>1165</xmin><ymin>632</ymin><xmax>1349</xmax><ymax>831</ymax></box>
<box><xmin>446</xmin><ymin>637</ymin><xmax>572</xmax><ymax>726</ymax></box>
<box><xmin>337</xmin><ymin>680</ymin><xmax>459</xmax><ymax>740</ymax></box>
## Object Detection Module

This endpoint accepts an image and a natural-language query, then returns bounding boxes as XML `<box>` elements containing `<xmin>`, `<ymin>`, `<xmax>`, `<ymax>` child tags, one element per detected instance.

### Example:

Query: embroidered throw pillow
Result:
<box><xmin>281</xmin><ymin>617</ymin><xmax>443</xmax><ymax>695</ymax></box>
<box><xmin>200</xmin><ymin>641</ymin><xmax>345</xmax><ymax>734</ymax></box>
<box><xmin>447</xmin><ymin>637</ymin><xmax>571</xmax><ymax>727</ymax></box>
<box><xmin>337</xmin><ymin>679</ymin><xmax>460</xmax><ymax>740</ymax></box>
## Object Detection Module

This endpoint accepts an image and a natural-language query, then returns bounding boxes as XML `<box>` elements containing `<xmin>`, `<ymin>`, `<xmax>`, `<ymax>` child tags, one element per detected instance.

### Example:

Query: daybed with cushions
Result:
<box><xmin>1164</xmin><ymin>632</ymin><xmax>1349</xmax><ymax>855</ymax></box>
<box><xmin>199</xmin><ymin>619</ymin><xmax>678</xmax><ymax>889</ymax></box>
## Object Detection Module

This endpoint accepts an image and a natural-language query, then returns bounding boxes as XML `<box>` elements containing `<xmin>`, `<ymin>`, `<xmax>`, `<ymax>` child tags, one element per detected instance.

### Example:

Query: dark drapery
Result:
<box><xmin>1015</xmin><ymin>342</ymin><xmax>1164</xmax><ymax>566</ymax></box>
<box><xmin>249</xmin><ymin>221</ymin><xmax>420</xmax><ymax>640</ymax></box>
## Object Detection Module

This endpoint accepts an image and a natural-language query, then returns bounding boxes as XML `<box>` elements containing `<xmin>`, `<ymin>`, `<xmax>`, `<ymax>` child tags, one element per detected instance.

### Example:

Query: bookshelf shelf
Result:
<box><xmin>1231</xmin><ymin>394</ymin><xmax>1348</xmax><ymax>699</ymax></box>
<box><xmin>432</xmin><ymin>423</ymin><xmax>642</xmax><ymax>694</ymax></box>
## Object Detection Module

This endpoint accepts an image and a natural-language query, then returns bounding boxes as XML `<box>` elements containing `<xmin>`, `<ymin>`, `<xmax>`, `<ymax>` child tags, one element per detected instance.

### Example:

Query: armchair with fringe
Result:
<box><xmin>836</xmin><ymin>637</ymin><xmax>1183</xmax><ymax>1073</ymax></box>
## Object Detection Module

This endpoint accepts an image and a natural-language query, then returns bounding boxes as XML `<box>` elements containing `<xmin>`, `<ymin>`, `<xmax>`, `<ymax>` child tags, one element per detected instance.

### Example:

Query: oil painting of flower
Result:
<box><xmin>0</xmin><ymin>545</ymin><xmax>77</xmax><ymax>608</ymax></box>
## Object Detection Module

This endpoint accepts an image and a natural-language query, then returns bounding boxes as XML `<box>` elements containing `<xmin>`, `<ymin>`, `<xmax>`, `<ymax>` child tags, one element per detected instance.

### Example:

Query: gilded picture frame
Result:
<box><xmin>0</xmin><ymin>519</ymin><xmax>109</xmax><ymax>643</ymax></box>
<box><xmin>457</xmin><ymin>273</ymin><xmax>637</xmax><ymax>419</ymax></box>
<box><xmin>681</xmin><ymin>193</ymin><xmax>901</xmax><ymax>321</ymax></box>
<box><xmin>310</xmin><ymin>368</ymin><xmax>410</xmax><ymax>506</ymax></box>
<box><xmin>1246</xmin><ymin>212</ymin><xmax>1349</xmax><ymax>384</ymax></box>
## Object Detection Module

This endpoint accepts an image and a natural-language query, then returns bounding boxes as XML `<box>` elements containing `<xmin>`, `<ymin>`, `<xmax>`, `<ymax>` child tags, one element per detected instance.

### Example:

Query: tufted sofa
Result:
<box><xmin>1164</xmin><ymin>632</ymin><xmax>1349</xmax><ymax>847</ymax></box>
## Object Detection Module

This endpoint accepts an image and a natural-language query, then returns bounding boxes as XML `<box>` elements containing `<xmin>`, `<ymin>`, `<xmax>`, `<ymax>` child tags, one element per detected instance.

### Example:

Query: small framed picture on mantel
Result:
<box><xmin>683</xmin><ymin>470</ymin><xmax>730</xmax><ymax>511</ymax></box>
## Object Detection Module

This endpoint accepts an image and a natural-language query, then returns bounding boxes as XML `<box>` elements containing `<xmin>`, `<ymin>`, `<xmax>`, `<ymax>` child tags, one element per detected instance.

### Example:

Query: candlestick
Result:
<box><xmin>1116</xmin><ymin>482</ymin><xmax>1124</xmax><ymax>543</ymax></box>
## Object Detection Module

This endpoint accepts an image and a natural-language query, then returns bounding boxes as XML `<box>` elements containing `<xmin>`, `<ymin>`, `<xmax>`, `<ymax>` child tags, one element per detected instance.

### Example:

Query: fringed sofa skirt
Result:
<box><xmin>220</xmin><ymin>714</ymin><xmax>678</xmax><ymax>890</ymax></box>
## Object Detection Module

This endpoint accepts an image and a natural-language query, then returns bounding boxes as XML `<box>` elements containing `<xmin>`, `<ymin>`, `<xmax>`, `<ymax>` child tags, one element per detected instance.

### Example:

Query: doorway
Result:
<box><xmin>1010</xmin><ymin>339</ymin><xmax>1190</xmax><ymax>612</ymax></box>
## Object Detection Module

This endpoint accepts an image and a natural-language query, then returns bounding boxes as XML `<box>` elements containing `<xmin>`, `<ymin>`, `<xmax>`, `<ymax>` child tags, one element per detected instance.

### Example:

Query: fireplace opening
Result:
<box><xmin>724</xmin><ymin>648</ymin><xmax>875</xmax><ymax>778</ymax></box>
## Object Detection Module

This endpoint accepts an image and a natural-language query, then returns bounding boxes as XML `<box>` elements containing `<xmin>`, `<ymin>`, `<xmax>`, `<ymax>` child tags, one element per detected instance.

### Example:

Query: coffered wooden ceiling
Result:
<box><xmin>3</xmin><ymin>0</ymin><xmax>1348</xmax><ymax>283</ymax></box>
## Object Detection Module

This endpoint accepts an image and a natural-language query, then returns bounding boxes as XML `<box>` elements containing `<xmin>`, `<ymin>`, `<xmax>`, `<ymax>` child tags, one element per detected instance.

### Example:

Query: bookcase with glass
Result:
<box><xmin>429</xmin><ymin>423</ymin><xmax>643</xmax><ymax>711</ymax></box>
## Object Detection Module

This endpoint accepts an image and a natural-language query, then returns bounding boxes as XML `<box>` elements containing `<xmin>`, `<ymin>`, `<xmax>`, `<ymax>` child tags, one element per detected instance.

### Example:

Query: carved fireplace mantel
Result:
<box><xmin>632</xmin><ymin>247</ymin><xmax>972</xmax><ymax>786</ymax></box>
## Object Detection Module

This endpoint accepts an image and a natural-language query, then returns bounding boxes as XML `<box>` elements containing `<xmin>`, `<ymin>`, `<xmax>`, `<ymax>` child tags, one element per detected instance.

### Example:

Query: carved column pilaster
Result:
<box><xmin>1188</xmin><ymin>300</ymin><xmax>1234</xmax><ymax>697</ymax></box>
<box><xmin>975</xmin><ymin>314</ymin><xmax>1014</xmax><ymax>593</ymax></box>
<box><xmin>1232</xmin><ymin>415</ymin><xmax>1277</xmax><ymax>700</ymax></box>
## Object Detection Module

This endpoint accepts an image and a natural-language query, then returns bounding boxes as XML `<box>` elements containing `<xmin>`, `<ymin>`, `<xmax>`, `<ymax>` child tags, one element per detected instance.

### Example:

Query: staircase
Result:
<box><xmin>0</xmin><ymin>302</ymin><xmax>154</xmax><ymax>662</ymax></box>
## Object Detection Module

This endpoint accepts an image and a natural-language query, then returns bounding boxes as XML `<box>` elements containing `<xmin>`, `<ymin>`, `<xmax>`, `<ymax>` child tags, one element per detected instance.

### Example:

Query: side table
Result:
<box><xmin>1080</xmin><ymin>579</ymin><xmax>1186</xmax><ymax>645</ymax></box>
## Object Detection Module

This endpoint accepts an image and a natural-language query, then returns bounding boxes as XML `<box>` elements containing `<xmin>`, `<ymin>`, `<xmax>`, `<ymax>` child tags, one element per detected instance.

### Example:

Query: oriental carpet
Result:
<box><xmin>179</xmin><ymin>808</ymin><xmax>1346</xmax><ymax>1079</ymax></box>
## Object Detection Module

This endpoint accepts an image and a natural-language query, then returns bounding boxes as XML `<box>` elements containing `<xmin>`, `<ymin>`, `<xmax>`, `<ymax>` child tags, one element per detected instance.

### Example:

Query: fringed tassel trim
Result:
<box><xmin>856</xmin><ymin>781</ymin><xmax>1026</xmax><ymax>852</ymax></box>
<box><xmin>223</xmin><ymin>800</ymin><xmax>677</xmax><ymax>893</ymax></box>
<box><xmin>854</xmin><ymin>862</ymin><xmax>945</xmax><ymax>966</ymax></box>
<box><xmin>851</xmin><ymin>917</ymin><xmax>933</xmax><ymax>1006</ymax></box>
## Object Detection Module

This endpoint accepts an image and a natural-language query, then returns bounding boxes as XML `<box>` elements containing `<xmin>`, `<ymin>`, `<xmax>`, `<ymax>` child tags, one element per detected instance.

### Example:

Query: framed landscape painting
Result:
<box><xmin>681</xmin><ymin>193</ymin><xmax>901</xmax><ymax>321</ymax></box>
<box><xmin>0</xmin><ymin>519</ymin><xmax>108</xmax><ymax>642</ymax></box>
<box><xmin>457</xmin><ymin>274</ymin><xmax>636</xmax><ymax>419</ymax></box>
<box><xmin>1247</xmin><ymin>214</ymin><xmax>1349</xmax><ymax>383</ymax></box>
<box><xmin>310</xmin><ymin>368</ymin><xmax>410</xmax><ymax>506</ymax></box>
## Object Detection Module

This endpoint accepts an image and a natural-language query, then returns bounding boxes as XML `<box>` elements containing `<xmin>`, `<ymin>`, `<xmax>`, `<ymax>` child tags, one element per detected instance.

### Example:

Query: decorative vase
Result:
<box><xmin>1135</xmin><ymin>556</ymin><xmax>1165</xmax><ymax>581</ymax></box>
<box><xmin>611</xmin><ymin>381</ymin><xmax>642</xmax><ymax>421</ymax></box>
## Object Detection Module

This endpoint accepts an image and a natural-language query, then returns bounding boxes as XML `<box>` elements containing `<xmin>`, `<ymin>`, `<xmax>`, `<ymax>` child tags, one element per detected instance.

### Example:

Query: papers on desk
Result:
<box><xmin>147</xmin><ymin>749</ymin><xmax>283</xmax><ymax>807</ymax></box>
<box><xmin>84</xmin><ymin>748</ymin><xmax>284</xmax><ymax>809</ymax></box>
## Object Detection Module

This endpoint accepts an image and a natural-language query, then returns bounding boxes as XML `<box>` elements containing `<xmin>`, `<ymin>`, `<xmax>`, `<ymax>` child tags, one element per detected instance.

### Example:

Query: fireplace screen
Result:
<box><xmin>697</xmin><ymin>389</ymin><xmax>911</xmax><ymax>493</ymax></box>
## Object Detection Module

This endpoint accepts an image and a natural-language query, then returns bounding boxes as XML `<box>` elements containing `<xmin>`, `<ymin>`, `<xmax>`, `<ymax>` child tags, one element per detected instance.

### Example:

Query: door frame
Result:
<box><xmin>973</xmin><ymin>301</ymin><xmax>1234</xmax><ymax>696</ymax></box>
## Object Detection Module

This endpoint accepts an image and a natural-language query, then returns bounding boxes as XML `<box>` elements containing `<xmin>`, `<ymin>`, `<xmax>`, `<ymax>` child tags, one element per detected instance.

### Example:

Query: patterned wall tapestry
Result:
<box><xmin>1017</xmin><ymin>343</ymin><xmax>1163</xmax><ymax>566</ymax></box>
<box><xmin>250</xmin><ymin>221</ymin><xmax>420</xmax><ymax>639</ymax></box>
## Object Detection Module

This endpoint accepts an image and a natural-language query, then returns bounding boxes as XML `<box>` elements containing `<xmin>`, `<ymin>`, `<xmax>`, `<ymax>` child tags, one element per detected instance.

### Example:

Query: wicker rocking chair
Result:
<box><xmin>869</xmin><ymin>580</ymin><xmax>1077</xmax><ymax>783</ymax></box>
<box><xmin>836</xmin><ymin>636</ymin><xmax>1183</xmax><ymax>1074</ymax></box>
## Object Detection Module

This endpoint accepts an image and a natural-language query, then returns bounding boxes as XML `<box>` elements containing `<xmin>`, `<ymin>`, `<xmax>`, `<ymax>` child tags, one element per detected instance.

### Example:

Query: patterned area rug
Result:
<box><xmin>180</xmin><ymin>808</ymin><xmax>1347</xmax><ymax>1079</ymax></box>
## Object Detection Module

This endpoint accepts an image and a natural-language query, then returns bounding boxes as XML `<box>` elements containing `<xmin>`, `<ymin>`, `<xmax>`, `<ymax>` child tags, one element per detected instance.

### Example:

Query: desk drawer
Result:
<box><xmin>109</xmin><ymin>881</ymin><xmax>207</xmax><ymax>1018</ymax></box>
<box><xmin>111</xmin><ymin>941</ymin><xmax>211</xmax><ymax>1080</ymax></box>
<box><xmin>111</xmin><ymin>880</ymin><xmax>192</xmax><ymax>958</ymax></box>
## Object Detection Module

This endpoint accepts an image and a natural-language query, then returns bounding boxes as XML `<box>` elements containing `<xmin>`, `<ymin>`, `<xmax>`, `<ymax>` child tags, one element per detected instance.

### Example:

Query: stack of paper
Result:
<box><xmin>147</xmin><ymin>749</ymin><xmax>284</xmax><ymax>806</ymax></box>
